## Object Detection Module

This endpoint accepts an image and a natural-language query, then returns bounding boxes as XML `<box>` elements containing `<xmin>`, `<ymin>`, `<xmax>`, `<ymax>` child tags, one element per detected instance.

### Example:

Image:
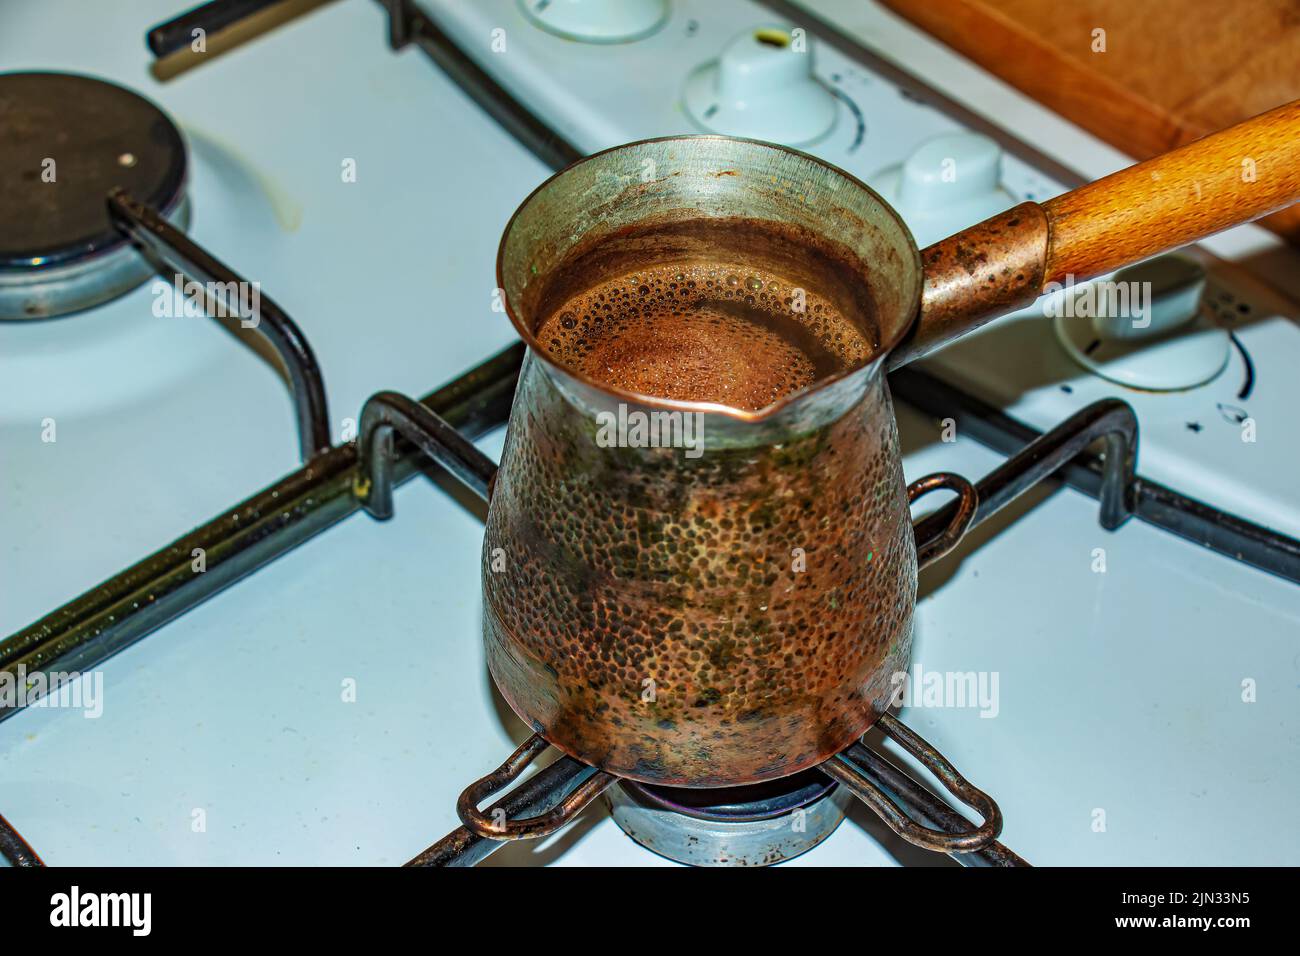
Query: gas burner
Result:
<box><xmin>0</xmin><ymin>71</ymin><xmax>189</xmax><ymax>319</ymax></box>
<box><xmin>606</xmin><ymin>770</ymin><xmax>852</xmax><ymax>866</ymax></box>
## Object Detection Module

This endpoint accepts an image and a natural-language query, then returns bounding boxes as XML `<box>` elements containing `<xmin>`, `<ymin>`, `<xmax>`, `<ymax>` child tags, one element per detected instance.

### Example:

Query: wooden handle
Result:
<box><xmin>891</xmin><ymin>99</ymin><xmax>1300</xmax><ymax>368</ymax></box>
<box><xmin>1042</xmin><ymin>99</ymin><xmax>1300</xmax><ymax>284</ymax></box>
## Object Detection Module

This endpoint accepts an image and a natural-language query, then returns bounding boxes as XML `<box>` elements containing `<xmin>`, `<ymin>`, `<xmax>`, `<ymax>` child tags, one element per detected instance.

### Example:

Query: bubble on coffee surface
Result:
<box><xmin>535</xmin><ymin>263</ymin><xmax>873</xmax><ymax>411</ymax></box>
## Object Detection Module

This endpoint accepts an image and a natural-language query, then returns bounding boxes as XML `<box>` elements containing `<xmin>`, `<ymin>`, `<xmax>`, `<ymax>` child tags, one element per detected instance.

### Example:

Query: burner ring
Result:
<box><xmin>620</xmin><ymin>767</ymin><xmax>838</xmax><ymax>823</ymax></box>
<box><xmin>0</xmin><ymin>71</ymin><xmax>189</xmax><ymax>319</ymax></box>
<box><xmin>608</xmin><ymin>771</ymin><xmax>851</xmax><ymax>866</ymax></box>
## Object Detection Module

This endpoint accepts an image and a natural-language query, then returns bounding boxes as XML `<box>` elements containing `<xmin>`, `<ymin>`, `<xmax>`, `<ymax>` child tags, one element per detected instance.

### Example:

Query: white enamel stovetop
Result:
<box><xmin>2</xmin><ymin>0</ymin><xmax>1297</xmax><ymax>866</ymax></box>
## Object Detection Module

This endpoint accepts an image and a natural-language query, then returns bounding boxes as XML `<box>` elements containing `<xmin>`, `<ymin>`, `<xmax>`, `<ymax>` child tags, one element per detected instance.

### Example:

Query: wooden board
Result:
<box><xmin>878</xmin><ymin>0</ymin><xmax>1300</xmax><ymax>244</ymax></box>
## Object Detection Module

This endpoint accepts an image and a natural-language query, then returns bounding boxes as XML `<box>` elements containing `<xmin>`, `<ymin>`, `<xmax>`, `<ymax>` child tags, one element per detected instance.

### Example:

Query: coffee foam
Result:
<box><xmin>536</xmin><ymin>262</ymin><xmax>873</xmax><ymax>411</ymax></box>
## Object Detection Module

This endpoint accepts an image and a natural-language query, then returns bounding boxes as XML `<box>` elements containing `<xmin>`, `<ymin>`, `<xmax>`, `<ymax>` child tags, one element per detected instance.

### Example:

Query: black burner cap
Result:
<box><xmin>0</xmin><ymin>71</ymin><xmax>187</xmax><ymax>270</ymax></box>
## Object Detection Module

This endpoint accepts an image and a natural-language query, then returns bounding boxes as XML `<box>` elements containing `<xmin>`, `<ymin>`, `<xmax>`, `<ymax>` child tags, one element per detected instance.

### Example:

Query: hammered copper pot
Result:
<box><xmin>474</xmin><ymin>107</ymin><xmax>1300</xmax><ymax>803</ymax></box>
<box><xmin>484</xmin><ymin>136</ymin><xmax>938</xmax><ymax>789</ymax></box>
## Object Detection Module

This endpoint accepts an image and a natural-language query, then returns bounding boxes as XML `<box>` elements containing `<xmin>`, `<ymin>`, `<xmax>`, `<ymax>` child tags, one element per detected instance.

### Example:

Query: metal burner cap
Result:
<box><xmin>607</xmin><ymin>774</ymin><xmax>852</xmax><ymax>866</ymax></box>
<box><xmin>0</xmin><ymin>71</ymin><xmax>189</xmax><ymax>318</ymax></box>
<box><xmin>626</xmin><ymin>768</ymin><xmax>838</xmax><ymax>822</ymax></box>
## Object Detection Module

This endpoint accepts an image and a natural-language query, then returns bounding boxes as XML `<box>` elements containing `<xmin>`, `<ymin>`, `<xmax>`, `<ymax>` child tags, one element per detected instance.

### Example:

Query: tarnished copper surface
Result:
<box><xmin>888</xmin><ymin>201</ymin><xmax>1050</xmax><ymax>369</ymax></box>
<box><xmin>479</xmin><ymin>136</ymin><xmax>1007</xmax><ymax>790</ymax></box>
<box><xmin>482</xmin><ymin>356</ymin><xmax>917</xmax><ymax>787</ymax></box>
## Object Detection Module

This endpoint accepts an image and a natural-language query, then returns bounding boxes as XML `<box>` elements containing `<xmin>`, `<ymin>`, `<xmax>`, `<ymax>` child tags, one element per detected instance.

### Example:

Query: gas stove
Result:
<box><xmin>2</xmin><ymin>0</ymin><xmax>1298</xmax><ymax>868</ymax></box>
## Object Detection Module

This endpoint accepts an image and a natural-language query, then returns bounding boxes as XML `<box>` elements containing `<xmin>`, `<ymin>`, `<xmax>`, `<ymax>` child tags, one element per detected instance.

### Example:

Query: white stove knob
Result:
<box><xmin>683</xmin><ymin>26</ymin><xmax>837</xmax><ymax>145</ymax></box>
<box><xmin>870</xmin><ymin>133</ymin><xmax>1015</xmax><ymax>248</ymax></box>
<box><xmin>518</xmin><ymin>0</ymin><xmax>668</xmax><ymax>44</ymax></box>
<box><xmin>1092</xmin><ymin>256</ymin><xmax>1206</xmax><ymax>341</ymax></box>
<box><xmin>1054</xmin><ymin>255</ymin><xmax>1229</xmax><ymax>390</ymax></box>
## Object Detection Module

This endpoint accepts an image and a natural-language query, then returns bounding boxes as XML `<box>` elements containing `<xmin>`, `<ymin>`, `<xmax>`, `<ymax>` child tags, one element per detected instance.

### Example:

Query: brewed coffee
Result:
<box><xmin>530</xmin><ymin>218</ymin><xmax>879</xmax><ymax>411</ymax></box>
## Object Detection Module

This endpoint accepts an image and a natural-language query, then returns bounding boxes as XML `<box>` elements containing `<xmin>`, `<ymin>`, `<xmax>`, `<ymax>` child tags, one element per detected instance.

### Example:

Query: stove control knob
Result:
<box><xmin>1054</xmin><ymin>255</ymin><xmax>1229</xmax><ymax>390</ymax></box>
<box><xmin>870</xmin><ymin>133</ymin><xmax>1016</xmax><ymax>248</ymax></box>
<box><xmin>683</xmin><ymin>26</ymin><xmax>837</xmax><ymax>146</ymax></box>
<box><xmin>1092</xmin><ymin>256</ymin><xmax>1207</xmax><ymax>341</ymax></box>
<box><xmin>518</xmin><ymin>0</ymin><xmax>668</xmax><ymax>43</ymax></box>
